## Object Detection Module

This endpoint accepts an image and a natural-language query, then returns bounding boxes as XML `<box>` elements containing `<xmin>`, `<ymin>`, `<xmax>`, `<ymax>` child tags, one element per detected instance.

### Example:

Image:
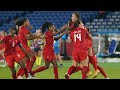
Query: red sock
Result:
<box><xmin>32</xmin><ymin>66</ymin><xmax>46</xmax><ymax>75</ymax></box>
<box><xmin>74</xmin><ymin>66</ymin><xmax>82</xmax><ymax>73</ymax></box>
<box><xmin>16</xmin><ymin>67</ymin><xmax>23</xmax><ymax>77</ymax></box>
<box><xmin>89</xmin><ymin>56</ymin><xmax>98</xmax><ymax>70</ymax></box>
<box><xmin>23</xmin><ymin>68</ymin><xmax>28</xmax><ymax>78</ymax></box>
<box><xmin>82</xmin><ymin>66</ymin><xmax>88</xmax><ymax>79</ymax></box>
<box><xmin>67</xmin><ymin>66</ymin><xmax>76</xmax><ymax>75</ymax></box>
<box><xmin>28</xmin><ymin>56</ymin><xmax>36</xmax><ymax>73</ymax></box>
<box><xmin>97</xmin><ymin>65</ymin><xmax>107</xmax><ymax>78</ymax></box>
<box><xmin>12</xmin><ymin>73</ymin><xmax>16</xmax><ymax>79</ymax></box>
<box><xmin>54</xmin><ymin>67</ymin><xmax>58</xmax><ymax>79</ymax></box>
<box><xmin>20</xmin><ymin>69</ymin><xmax>25</xmax><ymax>77</ymax></box>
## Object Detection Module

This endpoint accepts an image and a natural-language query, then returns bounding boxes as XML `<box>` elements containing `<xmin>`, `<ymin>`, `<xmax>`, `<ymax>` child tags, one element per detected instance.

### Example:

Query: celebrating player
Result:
<box><xmin>0</xmin><ymin>27</ymin><xmax>31</xmax><ymax>79</ymax></box>
<box><xmin>31</xmin><ymin>21</ymin><xmax>68</xmax><ymax>79</ymax></box>
<box><xmin>65</xmin><ymin>12</ymin><xmax>92</xmax><ymax>79</ymax></box>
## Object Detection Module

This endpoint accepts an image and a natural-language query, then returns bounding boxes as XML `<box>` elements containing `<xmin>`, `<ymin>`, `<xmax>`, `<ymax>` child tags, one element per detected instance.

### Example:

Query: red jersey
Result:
<box><xmin>70</xmin><ymin>27</ymin><xmax>89</xmax><ymax>50</ymax></box>
<box><xmin>18</xmin><ymin>26</ymin><xmax>30</xmax><ymax>47</ymax></box>
<box><xmin>2</xmin><ymin>35</ymin><xmax>20</xmax><ymax>56</ymax></box>
<box><xmin>44</xmin><ymin>31</ymin><xmax>54</xmax><ymax>51</ymax></box>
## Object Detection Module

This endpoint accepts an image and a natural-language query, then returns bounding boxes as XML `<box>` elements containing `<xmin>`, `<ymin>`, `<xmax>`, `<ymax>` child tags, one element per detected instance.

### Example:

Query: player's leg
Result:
<box><xmin>5</xmin><ymin>55</ymin><xmax>16</xmax><ymax>79</ymax></box>
<box><xmin>86</xmin><ymin>61</ymin><xmax>92</xmax><ymax>77</ymax></box>
<box><xmin>37</xmin><ymin>50</ymin><xmax>42</xmax><ymax>66</ymax></box>
<box><xmin>9</xmin><ymin>65</ymin><xmax>16</xmax><ymax>79</ymax></box>
<box><xmin>51</xmin><ymin>60</ymin><xmax>58</xmax><ymax>79</ymax></box>
<box><xmin>31</xmin><ymin>60</ymin><xmax>50</xmax><ymax>76</ymax></box>
<box><xmin>27</xmin><ymin>51</ymin><xmax>36</xmax><ymax>73</ymax></box>
<box><xmin>34</xmin><ymin>49</ymin><xmax>39</xmax><ymax>67</ymax></box>
<box><xmin>16</xmin><ymin>56</ymin><xmax>30</xmax><ymax>78</ymax></box>
<box><xmin>17</xmin><ymin>59</ymin><xmax>28</xmax><ymax>79</ymax></box>
<box><xmin>65</xmin><ymin>60</ymin><xmax>78</xmax><ymax>79</ymax></box>
<box><xmin>80</xmin><ymin>56</ymin><xmax>89</xmax><ymax>79</ymax></box>
<box><xmin>97</xmin><ymin>65</ymin><xmax>108</xmax><ymax>79</ymax></box>
<box><xmin>88</xmin><ymin>47</ymin><xmax>100</xmax><ymax>78</ymax></box>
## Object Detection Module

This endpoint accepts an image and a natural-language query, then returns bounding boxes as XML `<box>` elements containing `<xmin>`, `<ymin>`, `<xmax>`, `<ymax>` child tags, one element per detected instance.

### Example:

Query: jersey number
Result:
<box><xmin>12</xmin><ymin>42</ymin><xmax>15</xmax><ymax>47</ymax></box>
<box><xmin>74</xmin><ymin>33</ymin><xmax>81</xmax><ymax>42</ymax></box>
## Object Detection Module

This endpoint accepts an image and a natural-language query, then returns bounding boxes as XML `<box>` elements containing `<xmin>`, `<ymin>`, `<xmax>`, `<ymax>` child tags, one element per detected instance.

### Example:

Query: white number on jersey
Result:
<box><xmin>74</xmin><ymin>33</ymin><xmax>81</xmax><ymax>42</ymax></box>
<box><xmin>12</xmin><ymin>42</ymin><xmax>15</xmax><ymax>47</ymax></box>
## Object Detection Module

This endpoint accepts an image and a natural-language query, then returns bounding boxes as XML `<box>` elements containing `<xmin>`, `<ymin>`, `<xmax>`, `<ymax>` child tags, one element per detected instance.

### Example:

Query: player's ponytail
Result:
<box><xmin>68</xmin><ymin>12</ymin><xmax>81</xmax><ymax>30</ymax></box>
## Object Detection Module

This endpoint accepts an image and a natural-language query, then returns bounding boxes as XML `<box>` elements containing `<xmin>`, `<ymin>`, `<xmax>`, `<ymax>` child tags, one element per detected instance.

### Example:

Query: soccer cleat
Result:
<box><xmin>17</xmin><ymin>76</ymin><xmax>23</xmax><ymax>79</ymax></box>
<box><xmin>93</xmin><ymin>69</ymin><xmax>100</xmax><ymax>79</ymax></box>
<box><xmin>59</xmin><ymin>64</ymin><xmax>63</xmax><ymax>68</ymax></box>
<box><xmin>86</xmin><ymin>71</ymin><xmax>92</xmax><ymax>77</ymax></box>
<box><xmin>65</xmin><ymin>73</ymin><xmax>70</xmax><ymax>79</ymax></box>
<box><xmin>106</xmin><ymin>78</ymin><xmax>109</xmax><ymax>79</ymax></box>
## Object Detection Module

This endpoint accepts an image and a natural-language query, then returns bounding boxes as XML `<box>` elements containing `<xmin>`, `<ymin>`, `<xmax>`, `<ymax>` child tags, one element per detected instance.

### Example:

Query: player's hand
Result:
<box><xmin>28</xmin><ymin>25</ymin><xmax>33</xmax><ymax>30</ymax></box>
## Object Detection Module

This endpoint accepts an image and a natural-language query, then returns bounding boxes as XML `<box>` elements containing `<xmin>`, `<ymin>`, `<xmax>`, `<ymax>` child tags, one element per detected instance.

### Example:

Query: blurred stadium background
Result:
<box><xmin>0</xmin><ymin>11</ymin><xmax>120</xmax><ymax>79</ymax></box>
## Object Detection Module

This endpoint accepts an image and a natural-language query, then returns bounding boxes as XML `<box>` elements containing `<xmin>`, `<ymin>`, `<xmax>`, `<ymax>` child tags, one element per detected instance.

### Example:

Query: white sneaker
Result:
<box><xmin>27</xmin><ymin>77</ymin><xmax>31</xmax><ymax>79</ymax></box>
<box><xmin>106</xmin><ymin>78</ymin><xmax>109</xmax><ymax>79</ymax></box>
<box><xmin>27</xmin><ymin>76</ymin><xmax>38</xmax><ymax>79</ymax></box>
<box><xmin>17</xmin><ymin>76</ymin><xmax>23</xmax><ymax>79</ymax></box>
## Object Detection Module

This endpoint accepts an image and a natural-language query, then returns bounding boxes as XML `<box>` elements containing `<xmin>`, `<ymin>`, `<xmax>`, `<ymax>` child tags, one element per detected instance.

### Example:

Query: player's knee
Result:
<box><xmin>32</xmin><ymin>56</ymin><xmax>36</xmax><ymax>62</ymax></box>
<box><xmin>45</xmin><ymin>65</ymin><xmax>49</xmax><ymax>69</ymax></box>
<box><xmin>53</xmin><ymin>64</ymin><xmax>58</xmax><ymax>67</ymax></box>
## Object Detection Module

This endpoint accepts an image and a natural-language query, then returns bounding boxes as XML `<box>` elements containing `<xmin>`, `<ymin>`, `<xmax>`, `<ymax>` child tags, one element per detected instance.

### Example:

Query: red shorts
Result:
<box><xmin>5</xmin><ymin>54</ymin><xmax>17</xmax><ymax>67</ymax></box>
<box><xmin>72</xmin><ymin>49</ymin><xmax>88</xmax><ymax>62</ymax></box>
<box><xmin>16</xmin><ymin>47</ymin><xmax>26</xmax><ymax>62</ymax></box>
<box><xmin>43</xmin><ymin>50</ymin><xmax>56</xmax><ymax>61</ymax></box>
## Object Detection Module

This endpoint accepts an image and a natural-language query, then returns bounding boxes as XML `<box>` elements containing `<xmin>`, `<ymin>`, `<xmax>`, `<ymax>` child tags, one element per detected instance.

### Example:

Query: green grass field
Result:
<box><xmin>0</xmin><ymin>60</ymin><xmax>120</xmax><ymax>79</ymax></box>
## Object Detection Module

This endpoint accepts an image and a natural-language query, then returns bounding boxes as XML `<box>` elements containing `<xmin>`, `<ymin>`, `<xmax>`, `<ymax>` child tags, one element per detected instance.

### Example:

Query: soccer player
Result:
<box><xmin>73</xmin><ymin>22</ymin><xmax>109</xmax><ymax>79</ymax></box>
<box><xmin>15</xmin><ymin>20</ymin><xmax>39</xmax><ymax>79</ymax></box>
<box><xmin>53</xmin><ymin>29</ymin><xmax>63</xmax><ymax>67</ymax></box>
<box><xmin>84</xmin><ymin>26</ymin><xmax>109</xmax><ymax>79</ymax></box>
<box><xmin>65</xmin><ymin>12</ymin><xmax>92</xmax><ymax>79</ymax></box>
<box><xmin>17</xmin><ymin>18</ymin><xmax>40</xmax><ymax>77</ymax></box>
<box><xmin>31</xmin><ymin>21</ymin><xmax>68</xmax><ymax>79</ymax></box>
<box><xmin>0</xmin><ymin>27</ymin><xmax>31</xmax><ymax>79</ymax></box>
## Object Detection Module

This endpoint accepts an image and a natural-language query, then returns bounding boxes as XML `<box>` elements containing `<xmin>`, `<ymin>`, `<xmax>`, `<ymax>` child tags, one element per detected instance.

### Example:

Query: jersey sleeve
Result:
<box><xmin>22</xmin><ymin>28</ymin><xmax>30</xmax><ymax>36</ymax></box>
<box><xmin>1</xmin><ymin>36</ymin><xmax>8</xmax><ymax>43</ymax></box>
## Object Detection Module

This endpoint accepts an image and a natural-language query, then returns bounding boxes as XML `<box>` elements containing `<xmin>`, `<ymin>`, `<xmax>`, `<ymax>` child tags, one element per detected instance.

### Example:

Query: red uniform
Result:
<box><xmin>43</xmin><ymin>31</ymin><xmax>56</xmax><ymax>61</ymax></box>
<box><xmin>18</xmin><ymin>26</ymin><xmax>32</xmax><ymax>52</ymax></box>
<box><xmin>70</xmin><ymin>27</ymin><xmax>89</xmax><ymax>62</ymax></box>
<box><xmin>15</xmin><ymin>46</ymin><xmax>26</xmax><ymax>62</ymax></box>
<box><xmin>2</xmin><ymin>35</ymin><xmax>21</xmax><ymax>67</ymax></box>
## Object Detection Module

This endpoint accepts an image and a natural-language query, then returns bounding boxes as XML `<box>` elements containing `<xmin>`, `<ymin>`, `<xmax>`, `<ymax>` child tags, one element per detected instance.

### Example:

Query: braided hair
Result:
<box><xmin>41</xmin><ymin>21</ymin><xmax>53</xmax><ymax>33</ymax></box>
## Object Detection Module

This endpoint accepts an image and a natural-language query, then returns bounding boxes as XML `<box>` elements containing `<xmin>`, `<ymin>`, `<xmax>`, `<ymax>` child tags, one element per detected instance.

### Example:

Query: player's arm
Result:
<box><xmin>52</xmin><ymin>24</ymin><xmax>68</xmax><ymax>36</ymax></box>
<box><xmin>54</xmin><ymin>30</ymin><xmax>68</xmax><ymax>41</ymax></box>
<box><xmin>26</xmin><ymin>32</ymin><xmax>41</xmax><ymax>40</ymax></box>
<box><xmin>0</xmin><ymin>40</ymin><xmax>3</xmax><ymax>44</ymax></box>
<box><xmin>18</xmin><ymin>44</ymin><xmax>32</xmax><ymax>59</ymax></box>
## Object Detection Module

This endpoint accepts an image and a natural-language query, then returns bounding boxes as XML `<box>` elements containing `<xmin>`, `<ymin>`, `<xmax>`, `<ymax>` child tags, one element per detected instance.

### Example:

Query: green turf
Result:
<box><xmin>0</xmin><ymin>60</ymin><xmax>120</xmax><ymax>79</ymax></box>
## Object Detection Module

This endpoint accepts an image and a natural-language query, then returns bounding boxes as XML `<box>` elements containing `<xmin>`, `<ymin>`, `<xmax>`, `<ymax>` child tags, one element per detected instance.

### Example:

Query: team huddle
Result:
<box><xmin>0</xmin><ymin>12</ymin><xmax>109</xmax><ymax>79</ymax></box>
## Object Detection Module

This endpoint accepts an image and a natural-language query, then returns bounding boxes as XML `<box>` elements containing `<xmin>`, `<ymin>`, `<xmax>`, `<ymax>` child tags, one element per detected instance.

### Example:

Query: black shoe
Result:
<box><xmin>59</xmin><ymin>64</ymin><xmax>63</xmax><ymax>68</ymax></box>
